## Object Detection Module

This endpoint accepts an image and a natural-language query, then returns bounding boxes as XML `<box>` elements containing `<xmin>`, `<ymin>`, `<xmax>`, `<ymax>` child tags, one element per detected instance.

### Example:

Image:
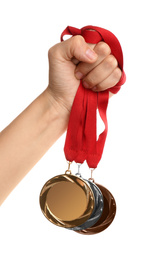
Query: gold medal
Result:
<box><xmin>39</xmin><ymin>163</ymin><xmax>95</xmax><ymax>228</ymax></box>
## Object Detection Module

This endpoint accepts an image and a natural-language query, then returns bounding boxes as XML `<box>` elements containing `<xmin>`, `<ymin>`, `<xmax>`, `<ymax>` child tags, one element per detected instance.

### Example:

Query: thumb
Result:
<box><xmin>58</xmin><ymin>35</ymin><xmax>98</xmax><ymax>63</ymax></box>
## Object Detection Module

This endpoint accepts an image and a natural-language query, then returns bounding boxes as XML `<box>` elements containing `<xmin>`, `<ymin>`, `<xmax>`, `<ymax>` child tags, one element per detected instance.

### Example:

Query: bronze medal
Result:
<box><xmin>75</xmin><ymin>183</ymin><xmax>116</xmax><ymax>235</ymax></box>
<box><xmin>39</xmin><ymin>167</ymin><xmax>95</xmax><ymax>228</ymax></box>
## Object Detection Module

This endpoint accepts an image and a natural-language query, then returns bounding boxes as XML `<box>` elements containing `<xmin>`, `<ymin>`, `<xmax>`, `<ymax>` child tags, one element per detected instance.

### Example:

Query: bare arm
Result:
<box><xmin>0</xmin><ymin>89</ymin><xmax>69</xmax><ymax>205</ymax></box>
<box><xmin>0</xmin><ymin>36</ymin><xmax>121</xmax><ymax>205</ymax></box>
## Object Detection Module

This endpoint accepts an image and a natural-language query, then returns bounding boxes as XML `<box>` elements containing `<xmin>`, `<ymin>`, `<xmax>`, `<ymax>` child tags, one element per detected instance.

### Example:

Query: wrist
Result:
<box><xmin>45</xmin><ymin>87</ymin><xmax>70</xmax><ymax>116</ymax></box>
<box><xmin>43</xmin><ymin>87</ymin><xmax>70</xmax><ymax>129</ymax></box>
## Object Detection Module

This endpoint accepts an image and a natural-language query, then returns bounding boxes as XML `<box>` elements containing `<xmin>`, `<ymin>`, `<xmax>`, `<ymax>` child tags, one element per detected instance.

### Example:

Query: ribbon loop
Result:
<box><xmin>60</xmin><ymin>26</ymin><xmax>81</xmax><ymax>41</ymax></box>
<box><xmin>81</xmin><ymin>30</ymin><xmax>103</xmax><ymax>43</ymax></box>
<box><xmin>61</xmin><ymin>26</ymin><xmax>126</xmax><ymax>168</ymax></box>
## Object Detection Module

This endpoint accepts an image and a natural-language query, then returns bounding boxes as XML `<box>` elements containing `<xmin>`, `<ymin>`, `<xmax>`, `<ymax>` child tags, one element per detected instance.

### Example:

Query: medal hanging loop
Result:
<box><xmin>61</xmin><ymin>26</ymin><xmax>126</xmax><ymax>169</ymax></box>
<box><xmin>65</xmin><ymin>161</ymin><xmax>72</xmax><ymax>175</ymax></box>
<box><xmin>89</xmin><ymin>168</ymin><xmax>95</xmax><ymax>183</ymax></box>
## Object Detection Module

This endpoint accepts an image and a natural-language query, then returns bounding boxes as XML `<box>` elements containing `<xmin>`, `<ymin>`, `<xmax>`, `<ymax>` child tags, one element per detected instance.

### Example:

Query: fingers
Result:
<box><xmin>75</xmin><ymin>42</ymin><xmax>122</xmax><ymax>91</ymax></box>
<box><xmin>48</xmin><ymin>35</ymin><xmax>98</xmax><ymax>64</ymax></box>
<box><xmin>92</xmin><ymin>67</ymin><xmax>122</xmax><ymax>92</ymax></box>
<box><xmin>82</xmin><ymin>55</ymin><xmax>121</xmax><ymax>91</ymax></box>
<box><xmin>48</xmin><ymin>36</ymin><xmax>122</xmax><ymax>93</ymax></box>
<box><xmin>75</xmin><ymin>42</ymin><xmax>111</xmax><ymax>76</ymax></box>
<box><xmin>71</xmin><ymin>43</ymin><xmax>96</xmax><ymax>65</ymax></box>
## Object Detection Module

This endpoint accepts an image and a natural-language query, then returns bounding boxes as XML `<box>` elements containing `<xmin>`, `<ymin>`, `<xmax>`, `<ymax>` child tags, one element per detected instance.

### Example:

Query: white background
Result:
<box><xmin>0</xmin><ymin>0</ymin><xmax>151</xmax><ymax>259</ymax></box>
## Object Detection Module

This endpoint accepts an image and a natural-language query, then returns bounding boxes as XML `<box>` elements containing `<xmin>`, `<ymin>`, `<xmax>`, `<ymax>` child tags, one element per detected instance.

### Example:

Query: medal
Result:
<box><xmin>75</xmin><ymin>182</ymin><xmax>116</xmax><ymax>235</ymax></box>
<box><xmin>40</xmin><ymin>163</ymin><xmax>95</xmax><ymax>228</ymax></box>
<box><xmin>39</xmin><ymin>25</ymin><xmax>126</xmax><ymax>234</ymax></box>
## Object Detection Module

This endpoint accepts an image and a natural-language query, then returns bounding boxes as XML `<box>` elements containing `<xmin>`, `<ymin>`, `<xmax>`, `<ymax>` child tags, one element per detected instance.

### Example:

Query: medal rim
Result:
<box><xmin>39</xmin><ymin>174</ymin><xmax>95</xmax><ymax>228</ymax></box>
<box><xmin>69</xmin><ymin>179</ymin><xmax>104</xmax><ymax>231</ymax></box>
<box><xmin>75</xmin><ymin>183</ymin><xmax>116</xmax><ymax>235</ymax></box>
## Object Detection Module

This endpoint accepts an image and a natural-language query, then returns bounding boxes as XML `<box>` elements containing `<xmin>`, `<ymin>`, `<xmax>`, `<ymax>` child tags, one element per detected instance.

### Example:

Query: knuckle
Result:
<box><xmin>85</xmin><ymin>74</ymin><xmax>96</xmax><ymax>86</ymax></box>
<box><xmin>95</xmin><ymin>42</ymin><xmax>111</xmax><ymax>56</ymax></box>
<box><xmin>48</xmin><ymin>43</ymin><xmax>61</xmax><ymax>61</ymax></box>
<box><xmin>71</xmin><ymin>35</ymin><xmax>85</xmax><ymax>47</ymax></box>
<box><xmin>113</xmin><ymin>67</ymin><xmax>122</xmax><ymax>81</ymax></box>
<box><xmin>48</xmin><ymin>45</ymin><xmax>56</xmax><ymax>59</ymax></box>
<box><xmin>48</xmin><ymin>48</ymin><xmax>53</xmax><ymax>59</ymax></box>
<box><xmin>105</xmin><ymin>55</ymin><xmax>118</xmax><ymax>69</ymax></box>
<box><xmin>70</xmin><ymin>36</ymin><xmax>85</xmax><ymax>58</ymax></box>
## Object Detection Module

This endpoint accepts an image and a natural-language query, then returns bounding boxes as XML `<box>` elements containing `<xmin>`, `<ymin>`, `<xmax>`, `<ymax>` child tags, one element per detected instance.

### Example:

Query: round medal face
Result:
<box><xmin>75</xmin><ymin>183</ymin><xmax>116</xmax><ymax>235</ymax></box>
<box><xmin>39</xmin><ymin>174</ymin><xmax>95</xmax><ymax>228</ymax></box>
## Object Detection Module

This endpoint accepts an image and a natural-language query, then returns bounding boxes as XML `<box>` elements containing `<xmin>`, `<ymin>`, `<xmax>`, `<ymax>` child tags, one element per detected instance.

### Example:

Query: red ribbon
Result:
<box><xmin>61</xmin><ymin>26</ymin><xmax>126</xmax><ymax>168</ymax></box>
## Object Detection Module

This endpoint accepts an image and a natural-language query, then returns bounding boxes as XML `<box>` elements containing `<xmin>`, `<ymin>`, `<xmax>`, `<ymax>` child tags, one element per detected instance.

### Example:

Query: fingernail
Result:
<box><xmin>75</xmin><ymin>71</ymin><xmax>84</xmax><ymax>80</ymax></box>
<box><xmin>86</xmin><ymin>49</ymin><xmax>97</xmax><ymax>60</ymax></box>
<box><xmin>83</xmin><ymin>81</ymin><xmax>90</xmax><ymax>88</ymax></box>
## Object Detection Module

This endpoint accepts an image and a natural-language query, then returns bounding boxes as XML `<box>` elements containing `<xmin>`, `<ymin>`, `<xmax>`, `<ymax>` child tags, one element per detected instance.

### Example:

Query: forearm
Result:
<box><xmin>0</xmin><ymin>88</ymin><xmax>69</xmax><ymax>205</ymax></box>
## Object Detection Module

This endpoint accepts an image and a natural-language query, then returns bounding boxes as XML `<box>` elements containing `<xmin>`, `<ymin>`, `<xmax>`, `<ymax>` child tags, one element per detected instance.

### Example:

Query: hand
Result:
<box><xmin>47</xmin><ymin>35</ymin><xmax>122</xmax><ymax>113</ymax></box>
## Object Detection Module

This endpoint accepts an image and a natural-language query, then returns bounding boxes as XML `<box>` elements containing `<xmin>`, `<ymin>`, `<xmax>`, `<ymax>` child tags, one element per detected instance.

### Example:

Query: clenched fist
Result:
<box><xmin>47</xmin><ymin>35</ymin><xmax>122</xmax><ymax>112</ymax></box>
